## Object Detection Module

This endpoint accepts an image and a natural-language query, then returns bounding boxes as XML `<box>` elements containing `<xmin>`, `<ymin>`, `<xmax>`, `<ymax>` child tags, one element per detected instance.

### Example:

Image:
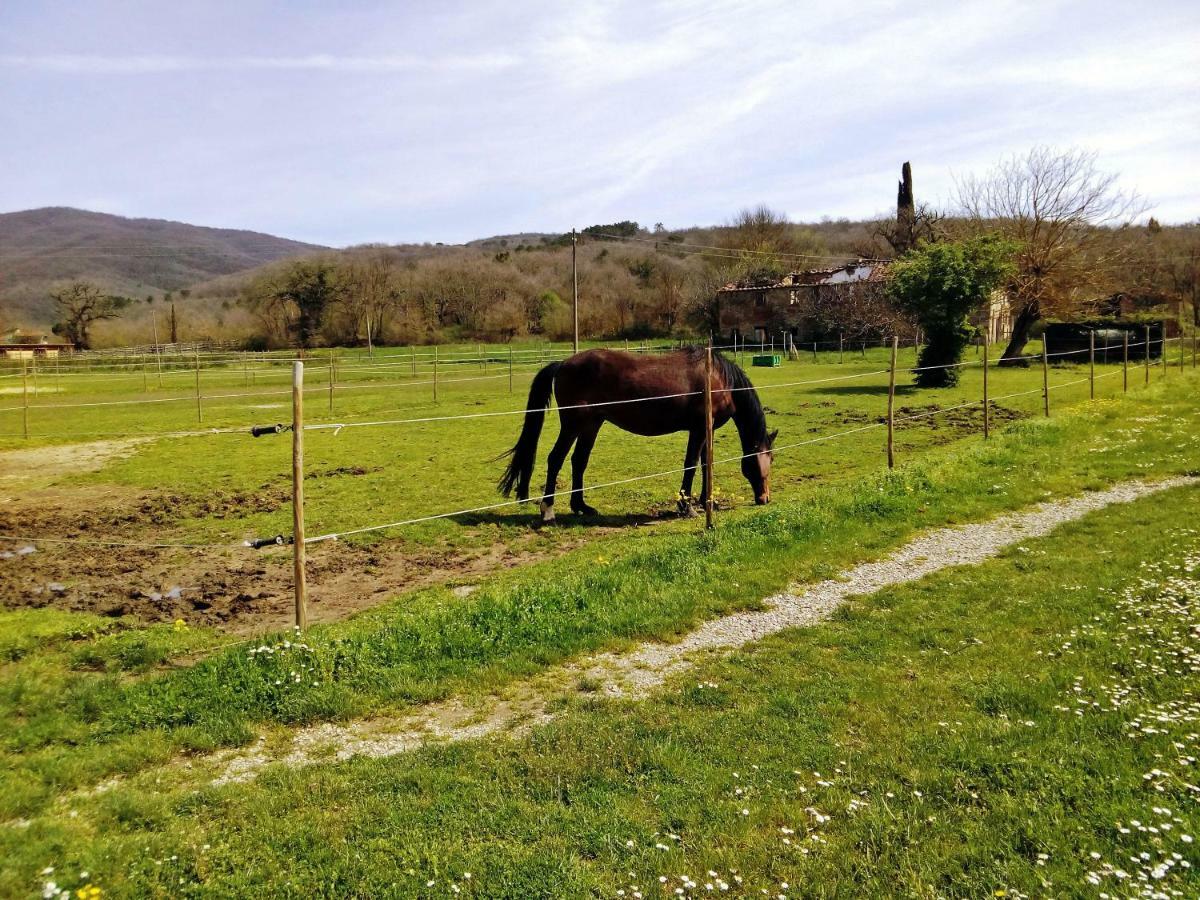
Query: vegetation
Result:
<box><xmin>50</xmin><ymin>280</ymin><xmax>131</xmax><ymax>348</ymax></box>
<box><xmin>0</xmin><ymin>364</ymin><xmax>1196</xmax><ymax>897</ymax></box>
<box><xmin>956</xmin><ymin>147</ymin><xmax>1148</xmax><ymax>363</ymax></box>
<box><xmin>889</xmin><ymin>236</ymin><xmax>1018</xmax><ymax>386</ymax></box>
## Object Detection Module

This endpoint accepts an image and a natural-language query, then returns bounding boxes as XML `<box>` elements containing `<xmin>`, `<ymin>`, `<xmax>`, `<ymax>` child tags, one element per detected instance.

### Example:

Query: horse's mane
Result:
<box><xmin>681</xmin><ymin>347</ymin><xmax>769</xmax><ymax>450</ymax></box>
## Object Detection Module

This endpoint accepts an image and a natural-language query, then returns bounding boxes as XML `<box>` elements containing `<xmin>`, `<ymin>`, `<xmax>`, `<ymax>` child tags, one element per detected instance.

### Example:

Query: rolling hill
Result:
<box><xmin>0</xmin><ymin>207</ymin><xmax>326</xmax><ymax>326</ymax></box>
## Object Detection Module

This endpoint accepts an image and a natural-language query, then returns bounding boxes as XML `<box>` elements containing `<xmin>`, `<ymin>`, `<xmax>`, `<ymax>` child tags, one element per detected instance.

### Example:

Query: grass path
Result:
<box><xmin>194</xmin><ymin>475</ymin><xmax>1193</xmax><ymax>785</ymax></box>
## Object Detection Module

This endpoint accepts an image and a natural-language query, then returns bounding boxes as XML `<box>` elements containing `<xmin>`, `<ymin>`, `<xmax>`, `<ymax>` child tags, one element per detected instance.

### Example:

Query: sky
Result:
<box><xmin>1</xmin><ymin>0</ymin><xmax>1198</xmax><ymax>246</ymax></box>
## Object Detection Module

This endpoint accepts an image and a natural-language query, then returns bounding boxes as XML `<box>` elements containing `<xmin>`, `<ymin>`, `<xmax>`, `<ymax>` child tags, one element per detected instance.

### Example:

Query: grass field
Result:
<box><xmin>1</xmin><ymin>339</ymin><xmax>1197</xmax><ymax>897</ymax></box>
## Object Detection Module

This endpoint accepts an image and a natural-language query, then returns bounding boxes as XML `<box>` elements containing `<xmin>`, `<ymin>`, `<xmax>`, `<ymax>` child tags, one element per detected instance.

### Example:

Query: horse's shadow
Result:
<box><xmin>452</xmin><ymin>508</ymin><xmax>661</xmax><ymax>529</ymax></box>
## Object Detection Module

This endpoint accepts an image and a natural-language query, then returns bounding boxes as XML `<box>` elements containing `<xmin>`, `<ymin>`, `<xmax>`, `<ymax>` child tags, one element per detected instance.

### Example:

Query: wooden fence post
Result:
<box><xmin>21</xmin><ymin>358</ymin><xmax>29</xmax><ymax>439</ymax></box>
<box><xmin>433</xmin><ymin>345</ymin><xmax>439</xmax><ymax>403</ymax></box>
<box><xmin>1145</xmin><ymin>325</ymin><xmax>1151</xmax><ymax>386</ymax></box>
<box><xmin>328</xmin><ymin>350</ymin><xmax>335</xmax><ymax>413</ymax></box>
<box><xmin>704</xmin><ymin>343</ymin><xmax>715</xmax><ymax>530</ymax></box>
<box><xmin>982</xmin><ymin>337</ymin><xmax>990</xmax><ymax>440</ymax></box>
<box><xmin>1123</xmin><ymin>331</ymin><xmax>1129</xmax><ymax>393</ymax></box>
<box><xmin>1089</xmin><ymin>330</ymin><xmax>1095</xmax><ymax>400</ymax></box>
<box><xmin>887</xmin><ymin>336</ymin><xmax>898</xmax><ymax>468</ymax></box>
<box><xmin>811</xmin><ymin>340</ymin><xmax>817</xmax><ymax>363</ymax></box>
<box><xmin>838</xmin><ymin>333</ymin><xmax>844</xmax><ymax>364</ymax></box>
<box><xmin>1193</xmin><ymin>334</ymin><xmax>1197</xmax><ymax>369</ymax></box>
<box><xmin>508</xmin><ymin>346</ymin><xmax>514</xmax><ymax>393</ymax></box>
<box><xmin>411</xmin><ymin>346</ymin><xmax>417</xmax><ymax>377</ymax></box>
<box><xmin>1042</xmin><ymin>339</ymin><xmax>1050</xmax><ymax>417</ymax></box>
<box><xmin>291</xmin><ymin>362</ymin><xmax>308</xmax><ymax>631</ymax></box>
<box><xmin>194</xmin><ymin>349</ymin><xmax>203</xmax><ymax>423</ymax></box>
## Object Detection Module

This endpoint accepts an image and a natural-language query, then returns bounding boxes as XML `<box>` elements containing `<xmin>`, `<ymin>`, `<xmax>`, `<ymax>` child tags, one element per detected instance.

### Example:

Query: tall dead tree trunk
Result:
<box><xmin>896</xmin><ymin>161</ymin><xmax>916</xmax><ymax>255</ymax></box>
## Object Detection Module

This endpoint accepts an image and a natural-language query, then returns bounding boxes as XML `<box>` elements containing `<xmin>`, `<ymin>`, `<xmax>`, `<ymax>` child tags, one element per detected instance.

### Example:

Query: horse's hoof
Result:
<box><xmin>572</xmin><ymin>504</ymin><xmax>599</xmax><ymax>516</ymax></box>
<box><xmin>677</xmin><ymin>499</ymin><xmax>698</xmax><ymax>518</ymax></box>
<box><xmin>540</xmin><ymin>501</ymin><xmax>556</xmax><ymax>523</ymax></box>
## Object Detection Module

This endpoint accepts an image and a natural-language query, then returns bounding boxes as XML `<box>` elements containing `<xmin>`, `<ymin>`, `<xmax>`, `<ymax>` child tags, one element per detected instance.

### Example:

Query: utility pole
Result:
<box><xmin>572</xmin><ymin>228</ymin><xmax>580</xmax><ymax>354</ymax></box>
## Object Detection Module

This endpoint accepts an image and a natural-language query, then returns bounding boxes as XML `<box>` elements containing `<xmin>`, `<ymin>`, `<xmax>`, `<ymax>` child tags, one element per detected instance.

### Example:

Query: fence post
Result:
<box><xmin>1180</xmin><ymin>333</ymin><xmax>1185</xmax><ymax>373</ymax></box>
<box><xmin>1193</xmin><ymin>334</ymin><xmax>1197</xmax><ymax>369</ymax></box>
<box><xmin>508</xmin><ymin>345</ymin><xmax>514</xmax><ymax>393</ymax></box>
<box><xmin>811</xmin><ymin>340</ymin><xmax>817</xmax><ymax>363</ymax></box>
<box><xmin>1144</xmin><ymin>325</ymin><xmax>1151</xmax><ymax>386</ymax></box>
<box><xmin>1162</xmin><ymin>330</ymin><xmax>1168</xmax><ymax>377</ymax></box>
<box><xmin>291</xmin><ymin>362</ymin><xmax>309</xmax><ymax>631</ymax></box>
<box><xmin>982</xmin><ymin>337</ymin><xmax>990</xmax><ymax>440</ymax></box>
<box><xmin>433</xmin><ymin>345</ymin><xmax>439</xmax><ymax>403</ymax></box>
<box><xmin>411</xmin><ymin>346</ymin><xmax>417</xmax><ymax>377</ymax></box>
<box><xmin>194</xmin><ymin>349</ymin><xmax>203</xmax><ymax>423</ymax></box>
<box><xmin>1089</xmin><ymin>329</ymin><xmax>1095</xmax><ymax>400</ymax></box>
<box><xmin>704</xmin><ymin>343</ymin><xmax>715</xmax><ymax>530</ymax></box>
<box><xmin>838</xmin><ymin>333</ymin><xmax>844</xmax><ymax>364</ymax></box>
<box><xmin>1123</xmin><ymin>331</ymin><xmax>1129</xmax><ymax>393</ymax></box>
<box><xmin>1042</xmin><ymin>339</ymin><xmax>1050</xmax><ymax>417</ymax></box>
<box><xmin>328</xmin><ymin>350</ymin><xmax>335</xmax><ymax>413</ymax></box>
<box><xmin>21</xmin><ymin>358</ymin><xmax>29</xmax><ymax>439</ymax></box>
<box><xmin>887</xmin><ymin>336</ymin><xmax>898</xmax><ymax>468</ymax></box>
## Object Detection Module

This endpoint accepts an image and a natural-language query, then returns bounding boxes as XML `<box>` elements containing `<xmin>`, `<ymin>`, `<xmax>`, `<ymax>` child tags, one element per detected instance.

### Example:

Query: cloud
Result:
<box><xmin>0</xmin><ymin>53</ymin><xmax>519</xmax><ymax>74</ymax></box>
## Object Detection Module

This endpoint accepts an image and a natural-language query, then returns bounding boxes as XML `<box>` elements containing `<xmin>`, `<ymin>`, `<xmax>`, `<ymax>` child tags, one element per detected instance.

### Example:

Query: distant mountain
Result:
<box><xmin>0</xmin><ymin>207</ymin><xmax>326</xmax><ymax>325</ymax></box>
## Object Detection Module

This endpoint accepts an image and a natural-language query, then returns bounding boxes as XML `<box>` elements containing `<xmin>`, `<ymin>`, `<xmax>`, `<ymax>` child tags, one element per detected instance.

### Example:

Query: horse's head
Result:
<box><xmin>741</xmin><ymin>428</ymin><xmax>777</xmax><ymax>505</ymax></box>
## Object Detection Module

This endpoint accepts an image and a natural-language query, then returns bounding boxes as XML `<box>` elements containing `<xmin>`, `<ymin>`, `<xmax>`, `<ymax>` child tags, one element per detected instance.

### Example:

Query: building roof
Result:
<box><xmin>718</xmin><ymin>260</ymin><xmax>890</xmax><ymax>293</ymax></box>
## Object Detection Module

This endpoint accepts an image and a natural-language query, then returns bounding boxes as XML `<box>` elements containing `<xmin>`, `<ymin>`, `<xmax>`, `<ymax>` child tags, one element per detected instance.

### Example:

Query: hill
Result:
<box><xmin>0</xmin><ymin>207</ymin><xmax>326</xmax><ymax>326</ymax></box>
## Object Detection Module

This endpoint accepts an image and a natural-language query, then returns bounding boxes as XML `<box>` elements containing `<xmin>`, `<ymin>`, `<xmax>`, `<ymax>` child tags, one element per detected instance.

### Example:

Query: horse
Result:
<box><xmin>497</xmin><ymin>347</ymin><xmax>776</xmax><ymax>522</ymax></box>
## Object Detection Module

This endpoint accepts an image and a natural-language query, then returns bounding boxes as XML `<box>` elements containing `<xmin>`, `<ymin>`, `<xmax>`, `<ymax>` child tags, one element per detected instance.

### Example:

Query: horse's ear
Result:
<box><xmin>767</xmin><ymin>429</ymin><xmax>779</xmax><ymax>448</ymax></box>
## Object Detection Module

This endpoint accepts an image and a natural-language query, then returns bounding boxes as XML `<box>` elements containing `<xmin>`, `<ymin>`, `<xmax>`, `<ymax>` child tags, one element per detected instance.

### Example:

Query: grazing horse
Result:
<box><xmin>498</xmin><ymin>348</ymin><xmax>776</xmax><ymax>522</ymax></box>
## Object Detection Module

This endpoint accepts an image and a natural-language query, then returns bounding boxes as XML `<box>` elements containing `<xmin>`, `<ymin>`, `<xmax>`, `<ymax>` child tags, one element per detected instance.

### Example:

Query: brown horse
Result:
<box><xmin>498</xmin><ymin>348</ymin><xmax>776</xmax><ymax>522</ymax></box>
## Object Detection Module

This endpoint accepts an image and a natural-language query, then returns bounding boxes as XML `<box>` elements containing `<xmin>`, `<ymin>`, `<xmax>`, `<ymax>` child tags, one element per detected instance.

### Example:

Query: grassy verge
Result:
<box><xmin>3</xmin><ymin>457</ymin><xmax>1197</xmax><ymax>897</ymax></box>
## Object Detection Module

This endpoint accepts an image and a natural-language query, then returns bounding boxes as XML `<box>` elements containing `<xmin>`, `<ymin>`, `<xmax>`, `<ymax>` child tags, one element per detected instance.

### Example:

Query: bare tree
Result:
<box><xmin>957</xmin><ymin>147</ymin><xmax>1144</xmax><ymax>364</ymax></box>
<box><xmin>50</xmin><ymin>281</ymin><xmax>129</xmax><ymax>348</ymax></box>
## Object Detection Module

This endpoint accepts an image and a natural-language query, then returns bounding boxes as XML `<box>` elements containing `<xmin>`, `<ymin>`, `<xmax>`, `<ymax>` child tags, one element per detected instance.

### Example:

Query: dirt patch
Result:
<box><xmin>0</xmin><ymin>438</ymin><xmax>152</xmax><ymax>482</ymax></box>
<box><xmin>0</xmin><ymin>525</ymin><xmax>577</xmax><ymax>633</ymax></box>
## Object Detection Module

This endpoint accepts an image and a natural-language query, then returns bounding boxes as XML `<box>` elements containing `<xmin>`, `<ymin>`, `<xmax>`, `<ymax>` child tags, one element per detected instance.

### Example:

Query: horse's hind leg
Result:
<box><xmin>540</xmin><ymin>424</ymin><xmax>576</xmax><ymax>522</ymax></box>
<box><xmin>569</xmin><ymin>423</ymin><xmax>601</xmax><ymax>515</ymax></box>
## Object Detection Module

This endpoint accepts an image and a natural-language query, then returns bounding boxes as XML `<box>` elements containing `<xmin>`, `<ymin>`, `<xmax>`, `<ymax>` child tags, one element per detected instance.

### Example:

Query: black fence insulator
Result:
<box><xmin>250</xmin><ymin>423</ymin><xmax>289</xmax><ymax>437</ymax></box>
<box><xmin>247</xmin><ymin>534</ymin><xmax>291</xmax><ymax>549</ymax></box>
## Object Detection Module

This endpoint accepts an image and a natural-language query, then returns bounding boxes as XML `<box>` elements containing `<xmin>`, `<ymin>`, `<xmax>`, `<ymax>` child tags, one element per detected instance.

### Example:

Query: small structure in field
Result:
<box><xmin>1</xmin><ymin>330</ymin><xmax>76</xmax><ymax>358</ymax></box>
<box><xmin>715</xmin><ymin>261</ymin><xmax>907</xmax><ymax>347</ymax></box>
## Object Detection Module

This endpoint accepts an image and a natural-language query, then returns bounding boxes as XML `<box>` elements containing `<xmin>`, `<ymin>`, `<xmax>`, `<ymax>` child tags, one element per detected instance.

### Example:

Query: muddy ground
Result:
<box><xmin>0</xmin><ymin>439</ymin><xmax>635</xmax><ymax>633</ymax></box>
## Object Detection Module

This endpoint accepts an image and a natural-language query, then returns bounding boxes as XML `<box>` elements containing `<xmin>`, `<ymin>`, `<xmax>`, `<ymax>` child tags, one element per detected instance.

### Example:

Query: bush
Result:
<box><xmin>889</xmin><ymin>236</ymin><xmax>1018</xmax><ymax>387</ymax></box>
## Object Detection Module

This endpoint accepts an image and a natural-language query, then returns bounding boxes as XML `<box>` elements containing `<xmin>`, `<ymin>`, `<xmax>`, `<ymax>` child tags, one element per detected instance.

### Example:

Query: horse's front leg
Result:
<box><xmin>678</xmin><ymin>427</ymin><xmax>704</xmax><ymax>516</ymax></box>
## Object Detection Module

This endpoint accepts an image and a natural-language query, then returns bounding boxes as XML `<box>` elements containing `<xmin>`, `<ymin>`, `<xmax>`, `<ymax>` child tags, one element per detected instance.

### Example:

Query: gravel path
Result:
<box><xmin>212</xmin><ymin>476</ymin><xmax>1196</xmax><ymax>785</ymax></box>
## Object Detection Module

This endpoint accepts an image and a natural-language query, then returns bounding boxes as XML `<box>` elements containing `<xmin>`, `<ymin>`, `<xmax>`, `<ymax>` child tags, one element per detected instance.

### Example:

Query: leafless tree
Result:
<box><xmin>50</xmin><ymin>281</ymin><xmax>129</xmax><ymax>348</ymax></box>
<box><xmin>956</xmin><ymin>146</ymin><xmax>1145</xmax><ymax>364</ymax></box>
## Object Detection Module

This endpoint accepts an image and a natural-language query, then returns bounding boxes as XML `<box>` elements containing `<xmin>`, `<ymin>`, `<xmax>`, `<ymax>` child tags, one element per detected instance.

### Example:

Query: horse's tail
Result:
<box><xmin>497</xmin><ymin>361</ymin><xmax>561</xmax><ymax>500</ymax></box>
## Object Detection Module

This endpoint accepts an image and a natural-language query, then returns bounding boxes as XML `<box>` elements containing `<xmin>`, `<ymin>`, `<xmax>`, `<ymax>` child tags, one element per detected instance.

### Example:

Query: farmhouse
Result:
<box><xmin>715</xmin><ymin>261</ymin><xmax>899</xmax><ymax>347</ymax></box>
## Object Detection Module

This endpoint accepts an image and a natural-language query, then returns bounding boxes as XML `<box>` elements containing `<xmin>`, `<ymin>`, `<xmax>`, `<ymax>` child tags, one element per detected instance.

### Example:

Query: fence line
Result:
<box><xmin>1</xmin><ymin>338</ymin><xmax>1190</xmax><ymax>582</ymax></box>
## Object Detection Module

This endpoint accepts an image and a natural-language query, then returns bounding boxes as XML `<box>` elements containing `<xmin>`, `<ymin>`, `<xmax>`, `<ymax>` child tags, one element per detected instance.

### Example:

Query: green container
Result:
<box><xmin>751</xmin><ymin>353</ymin><xmax>782</xmax><ymax>368</ymax></box>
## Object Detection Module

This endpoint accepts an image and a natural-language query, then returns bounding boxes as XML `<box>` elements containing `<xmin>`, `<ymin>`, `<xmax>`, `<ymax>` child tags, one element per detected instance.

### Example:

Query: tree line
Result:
<box><xmin>39</xmin><ymin>146</ymin><xmax>1199</xmax><ymax>355</ymax></box>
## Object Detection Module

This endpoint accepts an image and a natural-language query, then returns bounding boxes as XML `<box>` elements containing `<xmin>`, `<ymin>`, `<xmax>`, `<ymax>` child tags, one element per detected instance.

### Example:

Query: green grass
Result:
<box><xmin>2</xmin><ymin>457</ymin><xmax>1196</xmax><ymax>898</ymax></box>
<box><xmin>1</xmin><ymin>341</ymin><xmax>1196</xmax><ymax>896</ymax></box>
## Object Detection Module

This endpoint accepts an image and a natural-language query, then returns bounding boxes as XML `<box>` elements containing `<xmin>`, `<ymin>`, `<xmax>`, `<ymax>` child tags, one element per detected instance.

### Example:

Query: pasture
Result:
<box><xmin>0</xmin><ymin>338</ymin><xmax>1197</xmax><ymax>898</ymax></box>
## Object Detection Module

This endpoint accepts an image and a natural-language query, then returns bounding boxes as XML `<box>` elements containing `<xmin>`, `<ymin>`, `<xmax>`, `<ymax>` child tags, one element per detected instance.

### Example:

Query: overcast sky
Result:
<box><xmin>1</xmin><ymin>0</ymin><xmax>1197</xmax><ymax>246</ymax></box>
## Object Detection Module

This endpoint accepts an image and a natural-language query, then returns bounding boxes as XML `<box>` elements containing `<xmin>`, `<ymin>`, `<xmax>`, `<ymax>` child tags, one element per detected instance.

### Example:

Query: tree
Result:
<box><xmin>957</xmin><ymin>147</ymin><xmax>1144</xmax><ymax>365</ymax></box>
<box><xmin>50</xmin><ymin>281</ymin><xmax>129</xmax><ymax>348</ymax></box>
<box><xmin>246</xmin><ymin>259</ymin><xmax>343</xmax><ymax>348</ymax></box>
<box><xmin>889</xmin><ymin>236</ymin><xmax>1018</xmax><ymax>387</ymax></box>
<box><xmin>869</xmin><ymin>162</ymin><xmax>944</xmax><ymax>256</ymax></box>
